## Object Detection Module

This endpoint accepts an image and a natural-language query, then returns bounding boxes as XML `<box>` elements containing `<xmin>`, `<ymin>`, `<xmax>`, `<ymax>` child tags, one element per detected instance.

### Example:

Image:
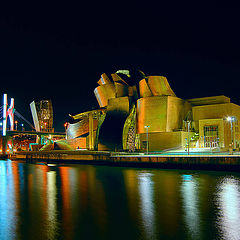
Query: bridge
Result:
<box><xmin>1</xmin><ymin>94</ymin><xmax>65</xmax><ymax>155</ymax></box>
<box><xmin>6</xmin><ymin>130</ymin><xmax>65</xmax><ymax>137</ymax></box>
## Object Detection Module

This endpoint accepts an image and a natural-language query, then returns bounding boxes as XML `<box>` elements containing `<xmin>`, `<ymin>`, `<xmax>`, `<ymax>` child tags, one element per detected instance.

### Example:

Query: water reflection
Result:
<box><xmin>1</xmin><ymin>160</ymin><xmax>240</xmax><ymax>239</ymax></box>
<box><xmin>216</xmin><ymin>177</ymin><xmax>240</xmax><ymax>240</ymax></box>
<box><xmin>138</xmin><ymin>172</ymin><xmax>155</xmax><ymax>239</ymax></box>
<box><xmin>181</xmin><ymin>174</ymin><xmax>201</xmax><ymax>240</ymax></box>
<box><xmin>0</xmin><ymin>161</ymin><xmax>17</xmax><ymax>240</ymax></box>
<box><xmin>47</xmin><ymin>171</ymin><xmax>57</xmax><ymax>239</ymax></box>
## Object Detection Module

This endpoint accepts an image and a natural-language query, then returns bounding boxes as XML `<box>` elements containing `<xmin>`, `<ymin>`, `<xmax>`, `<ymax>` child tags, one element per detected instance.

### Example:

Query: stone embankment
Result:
<box><xmin>5</xmin><ymin>151</ymin><xmax>240</xmax><ymax>171</ymax></box>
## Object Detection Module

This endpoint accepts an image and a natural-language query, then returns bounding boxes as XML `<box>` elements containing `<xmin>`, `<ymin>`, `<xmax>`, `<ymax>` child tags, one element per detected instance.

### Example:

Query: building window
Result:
<box><xmin>204</xmin><ymin>125</ymin><xmax>219</xmax><ymax>148</ymax></box>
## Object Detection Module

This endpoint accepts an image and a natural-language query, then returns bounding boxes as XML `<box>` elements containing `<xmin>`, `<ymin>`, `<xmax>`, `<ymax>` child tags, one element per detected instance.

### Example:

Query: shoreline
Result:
<box><xmin>1</xmin><ymin>150</ymin><xmax>240</xmax><ymax>172</ymax></box>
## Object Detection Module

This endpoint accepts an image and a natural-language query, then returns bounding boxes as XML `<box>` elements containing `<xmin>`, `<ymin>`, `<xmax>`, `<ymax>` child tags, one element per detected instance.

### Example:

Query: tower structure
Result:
<box><xmin>30</xmin><ymin>100</ymin><xmax>54</xmax><ymax>132</ymax></box>
<box><xmin>2</xmin><ymin>94</ymin><xmax>14</xmax><ymax>136</ymax></box>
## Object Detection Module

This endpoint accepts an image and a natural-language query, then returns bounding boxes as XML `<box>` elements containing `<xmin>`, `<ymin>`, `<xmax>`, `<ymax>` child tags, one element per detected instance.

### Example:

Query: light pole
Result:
<box><xmin>64</xmin><ymin>122</ymin><xmax>68</xmax><ymax>140</ymax></box>
<box><xmin>144</xmin><ymin>125</ymin><xmax>150</xmax><ymax>154</ymax></box>
<box><xmin>15</xmin><ymin>120</ymin><xmax>18</xmax><ymax>131</ymax></box>
<box><xmin>184</xmin><ymin>120</ymin><xmax>191</xmax><ymax>155</ymax></box>
<box><xmin>187</xmin><ymin>121</ymin><xmax>191</xmax><ymax>155</ymax></box>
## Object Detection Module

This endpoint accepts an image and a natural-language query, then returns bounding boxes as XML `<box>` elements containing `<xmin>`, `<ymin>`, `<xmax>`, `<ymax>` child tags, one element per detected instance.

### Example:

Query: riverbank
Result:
<box><xmin>3</xmin><ymin>150</ymin><xmax>240</xmax><ymax>171</ymax></box>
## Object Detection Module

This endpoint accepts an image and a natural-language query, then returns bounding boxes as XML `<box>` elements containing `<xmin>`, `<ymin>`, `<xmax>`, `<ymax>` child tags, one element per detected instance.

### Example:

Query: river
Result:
<box><xmin>0</xmin><ymin>159</ymin><xmax>240</xmax><ymax>239</ymax></box>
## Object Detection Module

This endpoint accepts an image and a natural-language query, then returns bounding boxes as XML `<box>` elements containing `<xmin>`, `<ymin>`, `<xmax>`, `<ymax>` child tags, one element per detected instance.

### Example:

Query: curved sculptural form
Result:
<box><xmin>139</xmin><ymin>79</ymin><xmax>153</xmax><ymax>98</ymax></box>
<box><xmin>139</xmin><ymin>76</ymin><xmax>176</xmax><ymax>98</ymax></box>
<box><xmin>94</xmin><ymin>72</ymin><xmax>130</xmax><ymax>108</ymax></box>
<box><xmin>67</xmin><ymin>69</ymin><xmax>192</xmax><ymax>151</ymax></box>
<box><xmin>66</xmin><ymin>118</ymin><xmax>90</xmax><ymax>139</ymax></box>
<box><xmin>148</xmin><ymin>76</ymin><xmax>176</xmax><ymax>96</ymax></box>
<box><xmin>97</xmin><ymin>73</ymin><xmax>112</xmax><ymax>85</ymax></box>
<box><xmin>93</xmin><ymin>71</ymin><xmax>136</xmax><ymax>150</ymax></box>
<box><xmin>94</xmin><ymin>84</ymin><xmax>116</xmax><ymax>108</ymax></box>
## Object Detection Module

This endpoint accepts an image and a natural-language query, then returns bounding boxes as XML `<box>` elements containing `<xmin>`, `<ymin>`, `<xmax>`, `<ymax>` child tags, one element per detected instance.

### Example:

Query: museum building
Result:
<box><xmin>66</xmin><ymin>71</ymin><xmax>240</xmax><ymax>152</ymax></box>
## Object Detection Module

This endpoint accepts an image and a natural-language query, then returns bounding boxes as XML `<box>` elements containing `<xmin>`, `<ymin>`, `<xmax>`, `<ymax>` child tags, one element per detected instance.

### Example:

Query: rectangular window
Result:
<box><xmin>204</xmin><ymin>125</ymin><xmax>219</xmax><ymax>147</ymax></box>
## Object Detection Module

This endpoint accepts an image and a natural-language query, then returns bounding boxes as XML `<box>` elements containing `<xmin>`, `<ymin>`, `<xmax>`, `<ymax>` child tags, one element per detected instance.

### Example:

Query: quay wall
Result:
<box><xmin>111</xmin><ymin>155</ymin><xmax>240</xmax><ymax>171</ymax></box>
<box><xmin>11</xmin><ymin>150</ymin><xmax>111</xmax><ymax>163</ymax></box>
<box><xmin>7</xmin><ymin>151</ymin><xmax>240</xmax><ymax>171</ymax></box>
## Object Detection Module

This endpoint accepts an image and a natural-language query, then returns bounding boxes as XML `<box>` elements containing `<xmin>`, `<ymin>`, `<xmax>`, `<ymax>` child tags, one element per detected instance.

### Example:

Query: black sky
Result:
<box><xmin>1</xmin><ymin>5</ymin><xmax>240</xmax><ymax>131</ymax></box>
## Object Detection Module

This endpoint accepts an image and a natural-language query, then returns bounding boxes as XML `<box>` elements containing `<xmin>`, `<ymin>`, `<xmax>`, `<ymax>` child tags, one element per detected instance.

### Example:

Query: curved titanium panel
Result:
<box><xmin>66</xmin><ymin>119</ymin><xmax>89</xmax><ymax>139</ymax></box>
<box><xmin>66</xmin><ymin>119</ymin><xmax>98</xmax><ymax>139</ymax></box>
<box><xmin>111</xmin><ymin>73</ymin><xmax>129</xmax><ymax>85</ymax></box>
<box><xmin>97</xmin><ymin>73</ymin><xmax>112</xmax><ymax>85</ymax></box>
<box><xmin>94</xmin><ymin>84</ymin><xmax>116</xmax><ymax>107</ymax></box>
<box><xmin>148</xmin><ymin>76</ymin><xmax>176</xmax><ymax>96</ymax></box>
<box><xmin>114</xmin><ymin>82</ymin><xmax>128</xmax><ymax>97</ymax></box>
<box><xmin>137</xmin><ymin>96</ymin><xmax>168</xmax><ymax>133</ymax></box>
<box><xmin>139</xmin><ymin>79</ymin><xmax>153</xmax><ymax>98</ymax></box>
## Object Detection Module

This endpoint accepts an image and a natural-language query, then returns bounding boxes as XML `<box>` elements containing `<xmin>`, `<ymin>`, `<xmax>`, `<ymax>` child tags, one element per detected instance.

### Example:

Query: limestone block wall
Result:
<box><xmin>139</xmin><ymin>131</ymin><xmax>190</xmax><ymax>151</ymax></box>
<box><xmin>199</xmin><ymin>119</ymin><xmax>225</xmax><ymax>148</ymax></box>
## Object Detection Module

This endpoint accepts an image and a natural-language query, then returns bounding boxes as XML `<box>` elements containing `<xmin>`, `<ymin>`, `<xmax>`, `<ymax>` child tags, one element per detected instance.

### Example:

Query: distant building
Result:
<box><xmin>66</xmin><ymin>71</ymin><xmax>240</xmax><ymax>152</ymax></box>
<box><xmin>30</xmin><ymin>100</ymin><xmax>54</xmax><ymax>132</ymax></box>
<box><xmin>188</xmin><ymin>96</ymin><xmax>240</xmax><ymax>150</ymax></box>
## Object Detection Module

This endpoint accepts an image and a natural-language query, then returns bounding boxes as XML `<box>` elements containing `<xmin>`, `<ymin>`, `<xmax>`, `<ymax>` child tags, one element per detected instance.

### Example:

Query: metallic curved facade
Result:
<box><xmin>66</xmin><ymin>119</ymin><xmax>89</xmax><ymax>139</ymax></box>
<box><xmin>139</xmin><ymin>76</ymin><xmax>176</xmax><ymax>98</ymax></box>
<box><xmin>139</xmin><ymin>79</ymin><xmax>153</xmax><ymax>98</ymax></box>
<box><xmin>114</xmin><ymin>82</ymin><xmax>128</xmax><ymax>97</ymax></box>
<box><xmin>137</xmin><ymin>96</ymin><xmax>168</xmax><ymax>133</ymax></box>
<box><xmin>67</xmin><ymin>70</ymin><xmax>193</xmax><ymax>151</ymax></box>
<box><xmin>67</xmin><ymin>109</ymin><xmax>106</xmax><ymax>150</ymax></box>
<box><xmin>94</xmin><ymin>84</ymin><xmax>116</xmax><ymax>108</ymax></box>
<box><xmin>137</xmin><ymin>96</ymin><xmax>190</xmax><ymax>134</ymax></box>
<box><xmin>148</xmin><ymin>76</ymin><xmax>176</xmax><ymax>96</ymax></box>
<box><xmin>94</xmin><ymin>73</ymin><xmax>131</xmax><ymax>108</ymax></box>
<box><xmin>97</xmin><ymin>73</ymin><xmax>112</xmax><ymax>85</ymax></box>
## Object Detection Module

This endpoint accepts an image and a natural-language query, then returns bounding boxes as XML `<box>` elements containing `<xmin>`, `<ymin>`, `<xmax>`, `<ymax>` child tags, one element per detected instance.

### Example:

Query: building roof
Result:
<box><xmin>187</xmin><ymin>95</ymin><xmax>230</xmax><ymax>106</ymax></box>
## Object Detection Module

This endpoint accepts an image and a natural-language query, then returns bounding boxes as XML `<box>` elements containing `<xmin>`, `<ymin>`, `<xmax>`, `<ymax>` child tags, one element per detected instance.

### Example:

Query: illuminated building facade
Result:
<box><xmin>66</xmin><ymin>70</ymin><xmax>240</xmax><ymax>152</ymax></box>
<box><xmin>188</xmin><ymin>96</ymin><xmax>240</xmax><ymax>150</ymax></box>
<box><xmin>30</xmin><ymin>100</ymin><xmax>54</xmax><ymax>132</ymax></box>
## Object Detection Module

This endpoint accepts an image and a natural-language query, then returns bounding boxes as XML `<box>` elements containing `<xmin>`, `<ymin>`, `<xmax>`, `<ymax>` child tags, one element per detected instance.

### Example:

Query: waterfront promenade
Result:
<box><xmin>5</xmin><ymin>150</ymin><xmax>240</xmax><ymax>171</ymax></box>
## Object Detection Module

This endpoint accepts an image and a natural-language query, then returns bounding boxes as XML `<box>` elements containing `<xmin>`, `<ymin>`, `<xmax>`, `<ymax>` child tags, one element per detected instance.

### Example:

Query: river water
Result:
<box><xmin>0</xmin><ymin>160</ymin><xmax>240</xmax><ymax>240</ymax></box>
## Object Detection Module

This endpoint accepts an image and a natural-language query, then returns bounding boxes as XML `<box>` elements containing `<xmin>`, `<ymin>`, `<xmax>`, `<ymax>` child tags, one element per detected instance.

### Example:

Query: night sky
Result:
<box><xmin>1</xmin><ymin>5</ymin><xmax>240</xmax><ymax>131</ymax></box>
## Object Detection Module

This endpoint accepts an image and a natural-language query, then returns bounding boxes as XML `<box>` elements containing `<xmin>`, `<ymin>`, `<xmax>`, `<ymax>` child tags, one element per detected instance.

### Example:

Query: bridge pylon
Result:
<box><xmin>2</xmin><ymin>94</ymin><xmax>15</xmax><ymax>155</ymax></box>
<box><xmin>3</xmin><ymin>93</ymin><xmax>15</xmax><ymax>136</ymax></box>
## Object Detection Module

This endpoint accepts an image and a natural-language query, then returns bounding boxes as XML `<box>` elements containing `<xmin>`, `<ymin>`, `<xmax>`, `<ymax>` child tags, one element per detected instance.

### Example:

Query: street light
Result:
<box><xmin>15</xmin><ymin>120</ymin><xmax>18</xmax><ymax>131</ymax></box>
<box><xmin>64</xmin><ymin>122</ymin><xmax>68</xmax><ymax>131</ymax></box>
<box><xmin>144</xmin><ymin>125</ymin><xmax>150</xmax><ymax>154</ymax></box>
<box><xmin>184</xmin><ymin>120</ymin><xmax>191</xmax><ymax>155</ymax></box>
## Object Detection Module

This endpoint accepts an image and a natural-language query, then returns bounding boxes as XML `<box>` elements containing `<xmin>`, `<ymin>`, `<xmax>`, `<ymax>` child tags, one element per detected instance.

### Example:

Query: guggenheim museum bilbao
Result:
<box><xmin>66</xmin><ymin>70</ymin><xmax>240</xmax><ymax>152</ymax></box>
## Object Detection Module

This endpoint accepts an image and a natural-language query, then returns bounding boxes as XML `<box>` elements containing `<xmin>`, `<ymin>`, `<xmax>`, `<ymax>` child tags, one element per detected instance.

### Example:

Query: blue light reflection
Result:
<box><xmin>0</xmin><ymin>161</ymin><xmax>17</xmax><ymax>240</ymax></box>
<box><xmin>181</xmin><ymin>174</ymin><xmax>201</xmax><ymax>239</ymax></box>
